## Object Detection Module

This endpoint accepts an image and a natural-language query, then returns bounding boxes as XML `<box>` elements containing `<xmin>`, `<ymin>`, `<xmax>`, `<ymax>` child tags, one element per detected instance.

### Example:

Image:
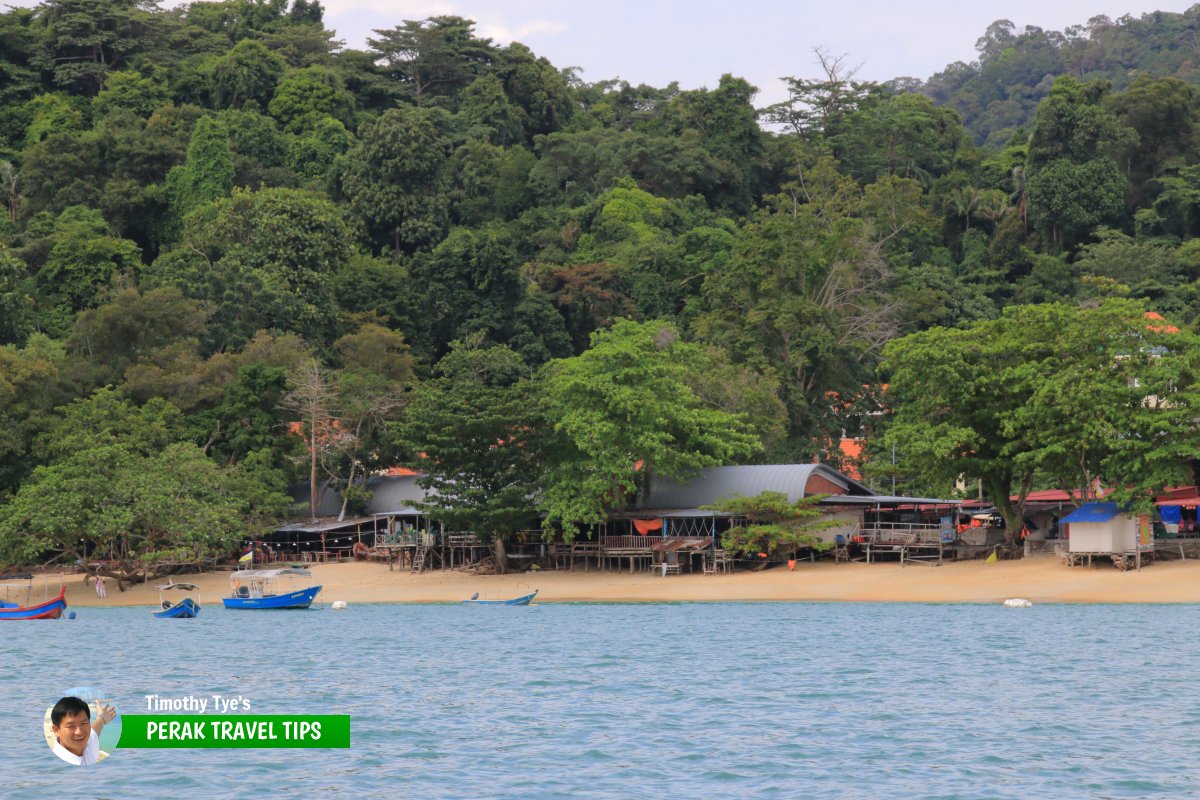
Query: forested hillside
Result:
<box><xmin>4</xmin><ymin>0</ymin><xmax>1200</xmax><ymax>569</ymax></box>
<box><xmin>918</xmin><ymin>6</ymin><xmax>1200</xmax><ymax>145</ymax></box>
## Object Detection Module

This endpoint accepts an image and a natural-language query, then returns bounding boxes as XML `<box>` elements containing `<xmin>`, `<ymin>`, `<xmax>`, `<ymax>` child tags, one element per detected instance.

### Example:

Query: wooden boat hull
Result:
<box><xmin>0</xmin><ymin>588</ymin><xmax>67</xmax><ymax>620</ymax></box>
<box><xmin>463</xmin><ymin>589</ymin><xmax>538</xmax><ymax>606</ymax></box>
<box><xmin>222</xmin><ymin>586</ymin><xmax>321</xmax><ymax>609</ymax></box>
<box><xmin>154</xmin><ymin>597</ymin><xmax>200</xmax><ymax>618</ymax></box>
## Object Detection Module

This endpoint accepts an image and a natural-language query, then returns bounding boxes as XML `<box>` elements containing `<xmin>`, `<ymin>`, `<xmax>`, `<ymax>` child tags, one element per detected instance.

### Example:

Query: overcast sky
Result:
<box><xmin>8</xmin><ymin>1</ymin><xmax>1195</xmax><ymax>104</ymax></box>
<box><xmin>316</xmin><ymin>1</ymin><xmax>1195</xmax><ymax>104</ymax></box>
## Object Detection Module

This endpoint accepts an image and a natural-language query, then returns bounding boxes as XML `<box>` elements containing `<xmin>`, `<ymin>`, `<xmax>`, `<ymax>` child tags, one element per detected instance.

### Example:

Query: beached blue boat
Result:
<box><xmin>462</xmin><ymin>589</ymin><xmax>538</xmax><ymax>606</ymax></box>
<box><xmin>153</xmin><ymin>582</ymin><xmax>201</xmax><ymax>618</ymax></box>
<box><xmin>222</xmin><ymin>568</ymin><xmax>321</xmax><ymax>610</ymax></box>
<box><xmin>0</xmin><ymin>575</ymin><xmax>67</xmax><ymax>620</ymax></box>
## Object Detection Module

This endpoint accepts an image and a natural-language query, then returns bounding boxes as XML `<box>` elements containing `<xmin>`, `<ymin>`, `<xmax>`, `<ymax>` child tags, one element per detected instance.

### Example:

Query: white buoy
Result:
<box><xmin>331</xmin><ymin>601</ymin><xmax>348</xmax><ymax>611</ymax></box>
<box><xmin>1003</xmin><ymin>598</ymin><xmax>1033</xmax><ymax>608</ymax></box>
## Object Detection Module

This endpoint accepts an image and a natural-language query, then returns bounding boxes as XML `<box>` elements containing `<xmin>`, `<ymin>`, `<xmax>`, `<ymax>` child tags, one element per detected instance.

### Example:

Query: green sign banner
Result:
<box><xmin>118</xmin><ymin>715</ymin><xmax>350</xmax><ymax>748</ymax></box>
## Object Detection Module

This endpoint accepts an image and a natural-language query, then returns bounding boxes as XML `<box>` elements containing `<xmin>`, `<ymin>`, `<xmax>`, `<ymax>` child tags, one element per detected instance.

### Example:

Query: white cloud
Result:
<box><xmin>320</xmin><ymin>0</ymin><xmax>457</xmax><ymax>18</ymax></box>
<box><xmin>317</xmin><ymin>2</ymin><xmax>566</xmax><ymax>49</ymax></box>
<box><xmin>476</xmin><ymin>19</ymin><xmax>568</xmax><ymax>44</ymax></box>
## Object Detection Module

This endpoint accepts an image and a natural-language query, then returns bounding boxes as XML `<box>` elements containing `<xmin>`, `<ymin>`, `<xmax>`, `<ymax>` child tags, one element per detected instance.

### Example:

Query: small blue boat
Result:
<box><xmin>222</xmin><ymin>568</ymin><xmax>322</xmax><ymax>610</ymax></box>
<box><xmin>153</xmin><ymin>582</ymin><xmax>201</xmax><ymax>619</ymax></box>
<box><xmin>463</xmin><ymin>589</ymin><xmax>538</xmax><ymax>606</ymax></box>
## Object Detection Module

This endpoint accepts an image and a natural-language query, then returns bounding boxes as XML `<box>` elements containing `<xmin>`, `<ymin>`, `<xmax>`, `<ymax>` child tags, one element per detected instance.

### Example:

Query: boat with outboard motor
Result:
<box><xmin>153</xmin><ymin>581</ymin><xmax>201</xmax><ymax>618</ymax></box>
<box><xmin>222</xmin><ymin>568</ymin><xmax>321</xmax><ymax>609</ymax></box>
<box><xmin>462</xmin><ymin>589</ymin><xmax>538</xmax><ymax>606</ymax></box>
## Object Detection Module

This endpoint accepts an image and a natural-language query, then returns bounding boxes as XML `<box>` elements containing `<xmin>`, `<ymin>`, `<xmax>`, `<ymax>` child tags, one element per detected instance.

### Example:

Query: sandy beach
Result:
<box><xmin>23</xmin><ymin>555</ymin><xmax>1200</xmax><ymax>607</ymax></box>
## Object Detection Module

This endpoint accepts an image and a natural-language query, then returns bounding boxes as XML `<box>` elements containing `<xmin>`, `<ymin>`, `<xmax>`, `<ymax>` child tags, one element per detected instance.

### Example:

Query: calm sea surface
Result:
<box><xmin>4</xmin><ymin>601</ymin><xmax>1200</xmax><ymax>799</ymax></box>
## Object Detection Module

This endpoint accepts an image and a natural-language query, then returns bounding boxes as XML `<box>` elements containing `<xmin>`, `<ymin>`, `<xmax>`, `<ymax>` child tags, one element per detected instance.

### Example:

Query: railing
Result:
<box><xmin>602</xmin><ymin>535</ymin><xmax>718</xmax><ymax>552</ymax></box>
<box><xmin>376</xmin><ymin>531</ymin><xmax>433</xmax><ymax>547</ymax></box>
<box><xmin>860</xmin><ymin>522</ymin><xmax>945</xmax><ymax>546</ymax></box>
<box><xmin>602</xmin><ymin>536</ymin><xmax>662</xmax><ymax>551</ymax></box>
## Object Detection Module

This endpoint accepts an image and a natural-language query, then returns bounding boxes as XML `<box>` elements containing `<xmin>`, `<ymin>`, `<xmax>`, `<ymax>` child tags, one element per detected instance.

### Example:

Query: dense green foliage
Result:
<box><xmin>881</xmin><ymin>300</ymin><xmax>1200</xmax><ymax>534</ymax></box>
<box><xmin>394</xmin><ymin>339</ymin><xmax>544</xmax><ymax>569</ymax></box>
<box><xmin>920</xmin><ymin>9</ymin><xmax>1200</xmax><ymax>147</ymax></box>
<box><xmin>702</xmin><ymin>491</ymin><xmax>834</xmax><ymax>560</ymax></box>
<box><xmin>6</xmin><ymin>2</ymin><xmax>1200</xmax><ymax>569</ymax></box>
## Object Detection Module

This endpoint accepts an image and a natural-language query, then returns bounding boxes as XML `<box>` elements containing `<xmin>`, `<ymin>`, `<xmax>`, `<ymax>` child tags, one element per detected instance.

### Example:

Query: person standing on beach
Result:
<box><xmin>95</xmin><ymin>576</ymin><xmax>107</xmax><ymax>599</ymax></box>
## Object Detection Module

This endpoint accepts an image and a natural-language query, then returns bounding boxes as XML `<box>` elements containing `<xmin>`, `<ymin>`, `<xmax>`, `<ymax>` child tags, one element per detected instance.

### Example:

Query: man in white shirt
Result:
<box><xmin>50</xmin><ymin>696</ymin><xmax>115</xmax><ymax>765</ymax></box>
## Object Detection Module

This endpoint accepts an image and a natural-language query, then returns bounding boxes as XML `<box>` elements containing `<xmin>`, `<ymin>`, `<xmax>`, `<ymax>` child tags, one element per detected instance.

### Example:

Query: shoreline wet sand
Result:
<box><xmin>36</xmin><ymin>556</ymin><xmax>1200</xmax><ymax>607</ymax></box>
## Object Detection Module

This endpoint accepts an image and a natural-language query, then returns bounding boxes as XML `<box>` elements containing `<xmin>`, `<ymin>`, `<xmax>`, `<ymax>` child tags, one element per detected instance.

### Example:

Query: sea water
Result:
<box><xmin>3</xmin><ymin>602</ymin><xmax>1199</xmax><ymax>799</ymax></box>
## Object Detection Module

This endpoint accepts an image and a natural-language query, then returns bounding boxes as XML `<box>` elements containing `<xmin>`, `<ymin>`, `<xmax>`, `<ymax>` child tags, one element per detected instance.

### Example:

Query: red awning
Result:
<box><xmin>1156</xmin><ymin>498</ymin><xmax>1200</xmax><ymax>508</ymax></box>
<box><xmin>632</xmin><ymin>518</ymin><xmax>663</xmax><ymax>535</ymax></box>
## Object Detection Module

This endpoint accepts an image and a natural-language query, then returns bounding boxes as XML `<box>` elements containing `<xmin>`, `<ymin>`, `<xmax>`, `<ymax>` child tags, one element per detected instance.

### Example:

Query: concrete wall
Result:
<box><xmin>814</xmin><ymin>509</ymin><xmax>864</xmax><ymax>544</ymax></box>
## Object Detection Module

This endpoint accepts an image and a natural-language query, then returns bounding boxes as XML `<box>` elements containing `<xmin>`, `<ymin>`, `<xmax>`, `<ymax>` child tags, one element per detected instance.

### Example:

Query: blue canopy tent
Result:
<box><xmin>1060</xmin><ymin>502</ymin><xmax>1122</xmax><ymax>524</ymax></box>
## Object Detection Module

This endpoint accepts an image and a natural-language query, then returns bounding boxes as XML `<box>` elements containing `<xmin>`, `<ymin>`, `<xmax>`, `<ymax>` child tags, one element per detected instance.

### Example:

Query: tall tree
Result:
<box><xmin>280</xmin><ymin>358</ymin><xmax>339</xmax><ymax>521</ymax></box>
<box><xmin>540</xmin><ymin>319</ymin><xmax>759</xmax><ymax>540</ymax></box>
<box><xmin>367</xmin><ymin>16</ymin><xmax>497</xmax><ymax>107</ymax></box>
<box><xmin>146</xmin><ymin>187</ymin><xmax>351</xmax><ymax>351</ymax></box>
<box><xmin>266</xmin><ymin>65</ymin><xmax>354</xmax><ymax>132</ymax></box>
<box><xmin>31</xmin><ymin>0</ymin><xmax>166</xmax><ymax>93</ymax></box>
<box><xmin>0</xmin><ymin>387</ymin><xmax>288</xmax><ymax>579</ymax></box>
<box><xmin>693</xmin><ymin>158</ymin><xmax>903</xmax><ymax>452</ymax></box>
<box><xmin>210</xmin><ymin>39</ymin><xmax>287</xmax><ymax>109</ymax></box>
<box><xmin>336</xmin><ymin>105</ymin><xmax>451</xmax><ymax>253</ymax></box>
<box><xmin>1024</xmin><ymin>76</ymin><xmax>1134</xmax><ymax>249</ymax></box>
<box><xmin>330</xmin><ymin>323</ymin><xmax>415</xmax><ymax>519</ymax></box>
<box><xmin>166</xmin><ymin>115</ymin><xmax>234</xmax><ymax>225</ymax></box>
<box><xmin>882</xmin><ymin>300</ymin><xmax>1200</xmax><ymax>536</ymax></box>
<box><xmin>396</xmin><ymin>338</ymin><xmax>543</xmax><ymax>572</ymax></box>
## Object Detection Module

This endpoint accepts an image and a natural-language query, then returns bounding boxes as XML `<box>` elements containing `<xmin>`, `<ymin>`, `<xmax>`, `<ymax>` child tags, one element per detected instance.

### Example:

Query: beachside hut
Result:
<box><xmin>1061</xmin><ymin>502</ymin><xmax>1154</xmax><ymax>569</ymax></box>
<box><xmin>272</xmin><ymin>516</ymin><xmax>378</xmax><ymax>562</ymax></box>
<box><xmin>644</xmin><ymin>463</ymin><xmax>873</xmax><ymax>545</ymax></box>
<box><xmin>285</xmin><ymin>474</ymin><xmax>485</xmax><ymax>572</ymax></box>
<box><xmin>600</xmin><ymin>464</ymin><xmax>960</xmax><ymax>571</ymax></box>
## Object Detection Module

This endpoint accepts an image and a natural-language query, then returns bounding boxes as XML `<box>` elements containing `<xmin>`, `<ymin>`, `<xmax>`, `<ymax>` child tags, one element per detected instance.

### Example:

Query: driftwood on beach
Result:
<box><xmin>82</xmin><ymin>559</ymin><xmax>219</xmax><ymax>592</ymax></box>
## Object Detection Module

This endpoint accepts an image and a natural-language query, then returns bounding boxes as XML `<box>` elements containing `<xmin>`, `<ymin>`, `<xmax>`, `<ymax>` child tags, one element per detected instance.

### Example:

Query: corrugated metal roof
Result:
<box><xmin>643</xmin><ymin>464</ymin><xmax>872</xmax><ymax>509</ymax></box>
<box><xmin>1060</xmin><ymin>502</ymin><xmax>1123</xmax><ymax>524</ymax></box>
<box><xmin>276</xmin><ymin>516</ymin><xmax>376</xmax><ymax>533</ymax></box>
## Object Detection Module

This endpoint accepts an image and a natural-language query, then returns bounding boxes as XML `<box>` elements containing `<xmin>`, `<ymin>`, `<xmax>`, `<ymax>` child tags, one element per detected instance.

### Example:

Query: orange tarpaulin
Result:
<box><xmin>633</xmin><ymin>519</ymin><xmax>663</xmax><ymax>535</ymax></box>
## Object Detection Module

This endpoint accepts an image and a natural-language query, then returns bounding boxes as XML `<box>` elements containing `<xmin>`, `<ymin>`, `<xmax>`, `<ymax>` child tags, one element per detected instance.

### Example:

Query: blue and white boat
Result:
<box><xmin>222</xmin><ymin>568</ymin><xmax>321</xmax><ymax>610</ymax></box>
<box><xmin>153</xmin><ymin>581</ymin><xmax>201</xmax><ymax>619</ymax></box>
<box><xmin>462</xmin><ymin>589</ymin><xmax>538</xmax><ymax>606</ymax></box>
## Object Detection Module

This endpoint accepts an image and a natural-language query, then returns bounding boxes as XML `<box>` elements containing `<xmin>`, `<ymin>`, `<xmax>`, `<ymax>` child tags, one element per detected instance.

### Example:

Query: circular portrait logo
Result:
<box><xmin>44</xmin><ymin>687</ymin><xmax>120</xmax><ymax>766</ymax></box>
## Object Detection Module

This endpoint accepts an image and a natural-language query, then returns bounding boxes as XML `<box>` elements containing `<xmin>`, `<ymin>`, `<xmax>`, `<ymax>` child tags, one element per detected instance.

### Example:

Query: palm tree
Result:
<box><xmin>974</xmin><ymin>189</ymin><xmax>1009</xmax><ymax>227</ymax></box>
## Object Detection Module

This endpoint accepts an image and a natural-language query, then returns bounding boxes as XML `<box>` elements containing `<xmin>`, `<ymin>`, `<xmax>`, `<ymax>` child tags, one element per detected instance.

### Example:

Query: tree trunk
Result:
<box><xmin>493</xmin><ymin>536</ymin><xmax>508</xmax><ymax>574</ymax></box>
<box><xmin>310</xmin><ymin>422</ymin><xmax>318</xmax><ymax>521</ymax></box>
<box><xmin>90</xmin><ymin>563</ymin><xmax>149</xmax><ymax>592</ymax></box>
<box><xmin>985</xmin><ymin>475</ymin><xmax>1021</xmax><ymax>547</ymax></box>
<box><xmin>338</xmin><ymin>460</ymin><xmax>358</xmax><ymax>522</ymax></box>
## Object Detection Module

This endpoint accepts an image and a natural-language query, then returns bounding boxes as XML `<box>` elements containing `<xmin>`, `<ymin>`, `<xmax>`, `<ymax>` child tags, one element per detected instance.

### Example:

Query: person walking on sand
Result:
<box><xmin>95</xmin><ymin>576</ymin><xmax>107</xmax><ymax>600</ymax></box>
